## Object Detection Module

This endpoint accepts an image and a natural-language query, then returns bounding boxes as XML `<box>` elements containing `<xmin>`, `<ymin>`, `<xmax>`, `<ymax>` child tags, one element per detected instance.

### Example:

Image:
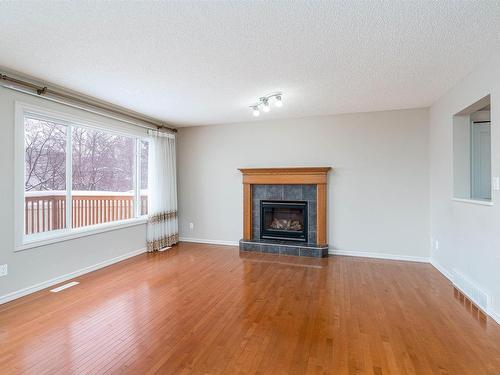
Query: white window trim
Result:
<box><xmin>451</xmin><ymin>197</ymin><xmax>494</xmax><ymax>206</ymax></box>
<box><xmin>15</xmin><ymin>101</ymin><xmax>149</xmax><ymax>252</ymax></box>
<box><xmin>16</xmin><ymin>217</ymin><xmax>148</xmax><ymax>252</ymax></box>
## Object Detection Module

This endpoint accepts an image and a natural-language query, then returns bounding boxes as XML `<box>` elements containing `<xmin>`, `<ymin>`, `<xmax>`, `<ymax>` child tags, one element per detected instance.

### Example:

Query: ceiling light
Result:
<box><xmin>249</xmin><ymin>92</ymin><xmax>283</xmax><ymax>116</ymax></box>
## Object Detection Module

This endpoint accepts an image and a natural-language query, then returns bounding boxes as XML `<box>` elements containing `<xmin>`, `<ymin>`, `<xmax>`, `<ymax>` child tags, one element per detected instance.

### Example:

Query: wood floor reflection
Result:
<box><xmin>1</xmin><ymin>242</ymin><xmax>500</xmax><ymax>374</ymax></box>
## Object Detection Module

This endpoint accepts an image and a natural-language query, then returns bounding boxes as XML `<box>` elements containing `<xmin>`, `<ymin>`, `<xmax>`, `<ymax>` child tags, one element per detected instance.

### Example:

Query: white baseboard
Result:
<box><xmin>330</xmin><ymin>248</ymin><xmax>430</xmax><ymax>263</ymax></box>
<box><xmin>179</xmin><ymin>237</ymin><xmax>239</xmax><ymax>247</ymax></box>
<box><xmin>0</xmin><ymin>247</ymin><xmax>146</xmax><ymax>305</ymax></box>
<box><xmin>490</xmin><ymin>310</ymin><xmax>500</xmax><ymax>325</ymax></box>
<box><xmin>430</xmin><ymin>259</ymin><xmax>454</xmax><ymax>281</ymax></box>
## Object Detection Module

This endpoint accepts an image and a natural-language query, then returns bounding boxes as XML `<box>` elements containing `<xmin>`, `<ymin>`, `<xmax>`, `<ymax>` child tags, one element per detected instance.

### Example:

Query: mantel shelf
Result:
<box><xmin>238</xmin><ymin>167</ymin><xmax>332</xmax><ymax>185</ymax></box>
<box><xmin>238</xmin><ymin>167</ymin><xmax>332</xmax><ymax>174</ymax></box>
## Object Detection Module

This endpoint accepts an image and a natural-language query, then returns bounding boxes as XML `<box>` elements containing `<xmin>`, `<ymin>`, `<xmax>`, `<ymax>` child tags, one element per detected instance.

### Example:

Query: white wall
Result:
<box><xmin>429</xmin><ymin>51</ymin><xmax>500</xmax><ymax>320</ymax></box>
<box><xmin>177</xmin><ymin>108</ymin><xmax>430</xmax><ymax>260</ymax></box>
<box><xmin>0</xmin><ymin>86</ymin><xmax>147</xmax><ymax>300</ymax></box>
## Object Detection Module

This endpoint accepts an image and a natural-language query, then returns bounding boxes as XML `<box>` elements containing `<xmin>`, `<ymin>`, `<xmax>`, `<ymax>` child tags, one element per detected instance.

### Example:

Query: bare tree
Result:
<box><xmin>72</xmin><ymin>127</ymin><xmax>134</xmax><ymax>192</ymax></box>
<box><xmin>25</xmin><ymin>119</ymin><xmax>136</xmax><ymax>193</ymax></box>
<box><xmin>24</xmin><ymin>118</ymin><xmax>66</xmax><ymax>191</ymax></box>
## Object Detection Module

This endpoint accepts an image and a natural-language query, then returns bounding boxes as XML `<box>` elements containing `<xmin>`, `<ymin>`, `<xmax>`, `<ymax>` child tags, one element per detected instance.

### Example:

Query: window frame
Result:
<box><xmin>15</xmin><ymin>102</ymin><xmax>149</xmax><ymax>252</ymax></box>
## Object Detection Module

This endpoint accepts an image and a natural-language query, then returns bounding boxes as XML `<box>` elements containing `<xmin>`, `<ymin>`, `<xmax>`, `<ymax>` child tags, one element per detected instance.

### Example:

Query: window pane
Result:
<box><xmin>72</xmin><ymin>127</ymin><xmax>135</xmax><ymax>228</ymax></box>
<box><xmin>24</xmin><ymin>117</ymin><xmax>67</xmax><ymax>235</ymax></box>
<box><xmin>140</xmin><ymin>140</ymin><xmax>149</xmax><ymax>215</ymax></box>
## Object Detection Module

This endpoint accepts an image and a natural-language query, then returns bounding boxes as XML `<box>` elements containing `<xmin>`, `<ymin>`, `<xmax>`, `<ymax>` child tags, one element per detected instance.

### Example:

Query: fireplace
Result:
<box><xmin>260</xmin><ymin>200</ymin><xmax>308</xmax><ymax>241</ymax></box>
<box><xmin>238</xmin><ymin>167</ymin><xmax>331</xmax><ymax>258</ymax></box>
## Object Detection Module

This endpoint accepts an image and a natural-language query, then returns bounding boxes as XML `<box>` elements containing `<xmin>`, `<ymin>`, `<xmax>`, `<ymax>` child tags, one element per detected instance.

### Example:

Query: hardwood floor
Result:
<box><xmin>1</xmin><ymin>243</ymin><xmax>500</xmax><ymax>374</ymax></box>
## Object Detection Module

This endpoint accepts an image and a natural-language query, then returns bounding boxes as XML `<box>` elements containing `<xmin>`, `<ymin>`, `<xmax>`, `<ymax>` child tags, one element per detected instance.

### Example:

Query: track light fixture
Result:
<box><xmin>249</xmin><ymin>92</ymin><xmax>283</xmax><ymax>116</ymax></box>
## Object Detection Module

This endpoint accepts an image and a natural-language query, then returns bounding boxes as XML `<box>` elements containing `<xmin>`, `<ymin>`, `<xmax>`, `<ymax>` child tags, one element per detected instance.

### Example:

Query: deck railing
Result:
<box><xmin>24</xmin><ymin>194</ymin><xmax>148</xmax><ymax>235</ymax></box>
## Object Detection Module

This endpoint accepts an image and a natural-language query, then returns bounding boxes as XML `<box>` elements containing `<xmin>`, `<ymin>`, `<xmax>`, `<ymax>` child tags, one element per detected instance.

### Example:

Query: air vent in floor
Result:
<box><xmin>50</xmin><ymin>281</ymin><xmax>79</xmax><ymax>293</ymax></box>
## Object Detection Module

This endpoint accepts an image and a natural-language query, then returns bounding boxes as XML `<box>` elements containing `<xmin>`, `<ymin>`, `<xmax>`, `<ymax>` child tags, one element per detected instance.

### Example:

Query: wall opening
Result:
<box><xmin>453</xmin><ymin>95</ymin><xmax>491</xmax><ymax>201</ymax></box>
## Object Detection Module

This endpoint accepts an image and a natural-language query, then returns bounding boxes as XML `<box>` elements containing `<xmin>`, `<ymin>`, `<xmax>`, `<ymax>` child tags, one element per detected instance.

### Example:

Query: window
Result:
<box><xmin>453</xmin><ymin>95</ymin><xmax>492</xmax><ymax>202</ymax></box>
<box><xmin>72</xmin><ymin>127</ymin><xmax>135</xmax><ymax>228</ymax></box>
<box><xmin>18</xmin><ymin>103</ymin><xmax>149</xmax><ymax>247</ymax></box>
<box><xmin>24</xmin><ymin>117</ymin><xmax>67</xmax><ymax>234</ymax></box>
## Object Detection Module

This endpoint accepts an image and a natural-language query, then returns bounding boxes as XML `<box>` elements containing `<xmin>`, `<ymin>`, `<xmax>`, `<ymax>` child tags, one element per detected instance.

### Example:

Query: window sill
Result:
<box><xmin>451</xmin><ymin>198</ymin><xmax>494</xmax><ymax>206</ymax></box>
<box><xmin>15</xmin><ymin>217</ymin><xmax>148</xmax><ymax>252</ymax></box>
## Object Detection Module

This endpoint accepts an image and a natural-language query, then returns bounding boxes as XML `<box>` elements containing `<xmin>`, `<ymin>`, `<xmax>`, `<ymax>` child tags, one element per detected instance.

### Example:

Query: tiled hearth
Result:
<box><xmin>238</xmin><ymin>167</ymin><xmax>331</xmax><ymax>258</ymax></box>
<box><xmin>239</xmin><ymin>239</ymin><xmax>329</xmax><ymax>258</ymax></box>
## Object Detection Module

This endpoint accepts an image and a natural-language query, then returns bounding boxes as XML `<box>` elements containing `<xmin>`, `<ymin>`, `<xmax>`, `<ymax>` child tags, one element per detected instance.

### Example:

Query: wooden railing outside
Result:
<box><xmin>25</xmin><ymin>194</ymin><xmax>148</xmax><ymax>235</ymax></box>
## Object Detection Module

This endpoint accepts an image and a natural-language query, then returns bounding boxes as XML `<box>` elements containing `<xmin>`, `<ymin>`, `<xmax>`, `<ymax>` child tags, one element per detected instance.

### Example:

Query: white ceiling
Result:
<box><xmin>1</xmin><ymin>1</ymin><xmax>500</xmax><ymax>127</ymax></box>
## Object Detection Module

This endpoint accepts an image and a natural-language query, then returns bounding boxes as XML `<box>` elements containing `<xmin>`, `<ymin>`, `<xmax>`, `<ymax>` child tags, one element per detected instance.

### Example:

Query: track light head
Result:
<box><xmin>252</xmin><ymin>106</ymin><xmax>260</xmax><ymax>117</ymax></box>
<box><xmin>275</xmin><ymin>95</ymin><xmax>283</xmax><ymax>107</ymax></box>
<box><xmin>262</xmin><ymin>99</ymin><xmax>271</xmax><ymax>112</ymax></box>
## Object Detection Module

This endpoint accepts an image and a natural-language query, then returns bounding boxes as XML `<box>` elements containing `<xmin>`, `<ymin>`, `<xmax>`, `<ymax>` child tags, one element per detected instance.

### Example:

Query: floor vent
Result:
<box><xmin>452</xmin><ymin>269</ymin><xmax>490</xmax><ymax>312</ymax></box>
<box><xmin>50</xmin><ymin>281</ymin><xmax>79</xmax><ymax>293</ymax></box>
<box><xmin>454</xmin><ymin>286</ymin><xmax>488</xmax><ymax>323</ymax></box>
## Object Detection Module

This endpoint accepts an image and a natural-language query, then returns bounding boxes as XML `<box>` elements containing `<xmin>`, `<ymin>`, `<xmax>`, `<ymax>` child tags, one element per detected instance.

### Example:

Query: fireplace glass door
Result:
<box><xmin>260</xmin><ymin>200</ymin><xmax>308</xmax><ymax>241</ymax></box>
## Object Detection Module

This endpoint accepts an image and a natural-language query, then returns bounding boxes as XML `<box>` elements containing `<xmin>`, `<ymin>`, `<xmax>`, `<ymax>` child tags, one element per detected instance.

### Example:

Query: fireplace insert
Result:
<box><xmin>260</xmin><ymin>200</ymin><xmax>308</xmax><ymax>241</ymax></box>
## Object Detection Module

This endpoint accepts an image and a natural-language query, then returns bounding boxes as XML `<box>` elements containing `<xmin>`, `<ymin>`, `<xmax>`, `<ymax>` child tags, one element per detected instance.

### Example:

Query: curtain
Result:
<box><xmin>147</xmin><ymin>130</ymin><xmax>178</xmax><ymax>252</ymax></box>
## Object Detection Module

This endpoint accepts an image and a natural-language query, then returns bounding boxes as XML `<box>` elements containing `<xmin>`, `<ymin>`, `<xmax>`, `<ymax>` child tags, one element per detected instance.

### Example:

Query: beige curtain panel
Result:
<box><xmin>147</xmin><ymin>131</ymin><xmax>178</xmax><ymax>252</ymax></box>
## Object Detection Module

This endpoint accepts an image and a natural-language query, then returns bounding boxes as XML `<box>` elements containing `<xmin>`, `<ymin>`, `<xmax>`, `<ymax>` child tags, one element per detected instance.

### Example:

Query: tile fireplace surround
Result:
<box><xmin>238</xmin><ymin>167</ymin><xmax>332</xmax><ymax>258</ymax></box>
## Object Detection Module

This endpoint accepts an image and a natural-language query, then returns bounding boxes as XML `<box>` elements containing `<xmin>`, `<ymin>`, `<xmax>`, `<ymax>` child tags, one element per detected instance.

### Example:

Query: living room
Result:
<box><xmin>1</xmin><ymin>2</ymin><xmax>500</xmax><ymax>374</ymax></box>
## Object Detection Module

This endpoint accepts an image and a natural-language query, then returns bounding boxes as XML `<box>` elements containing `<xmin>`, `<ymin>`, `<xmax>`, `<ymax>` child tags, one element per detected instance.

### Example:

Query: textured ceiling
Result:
<box><xmin>1</xmin><ymin>1</ymin><xmax>500</xmax><ymax>127</ymax></box>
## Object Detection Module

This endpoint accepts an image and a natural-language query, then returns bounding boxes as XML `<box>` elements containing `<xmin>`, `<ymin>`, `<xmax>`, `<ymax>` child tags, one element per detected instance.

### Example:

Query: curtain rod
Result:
<box><xmin>0</xmin><ymin>73</ymin><xmax>177</xmax><ymax>133</ymax></box>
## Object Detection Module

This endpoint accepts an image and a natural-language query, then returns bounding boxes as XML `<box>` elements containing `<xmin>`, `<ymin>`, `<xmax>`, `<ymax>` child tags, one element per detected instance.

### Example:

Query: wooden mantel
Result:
<box><xmin>238</xmin><ymin>167</ymin><xmax>332</xmax><ymax>246</ymax></box>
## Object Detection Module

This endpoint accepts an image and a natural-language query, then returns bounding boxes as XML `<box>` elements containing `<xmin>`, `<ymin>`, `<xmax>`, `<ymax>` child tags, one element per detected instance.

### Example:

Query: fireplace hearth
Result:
<box><xmin>261</xmin><ymin>200</ymin><xmax>307</xmax><ymax>241</ymax></box>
